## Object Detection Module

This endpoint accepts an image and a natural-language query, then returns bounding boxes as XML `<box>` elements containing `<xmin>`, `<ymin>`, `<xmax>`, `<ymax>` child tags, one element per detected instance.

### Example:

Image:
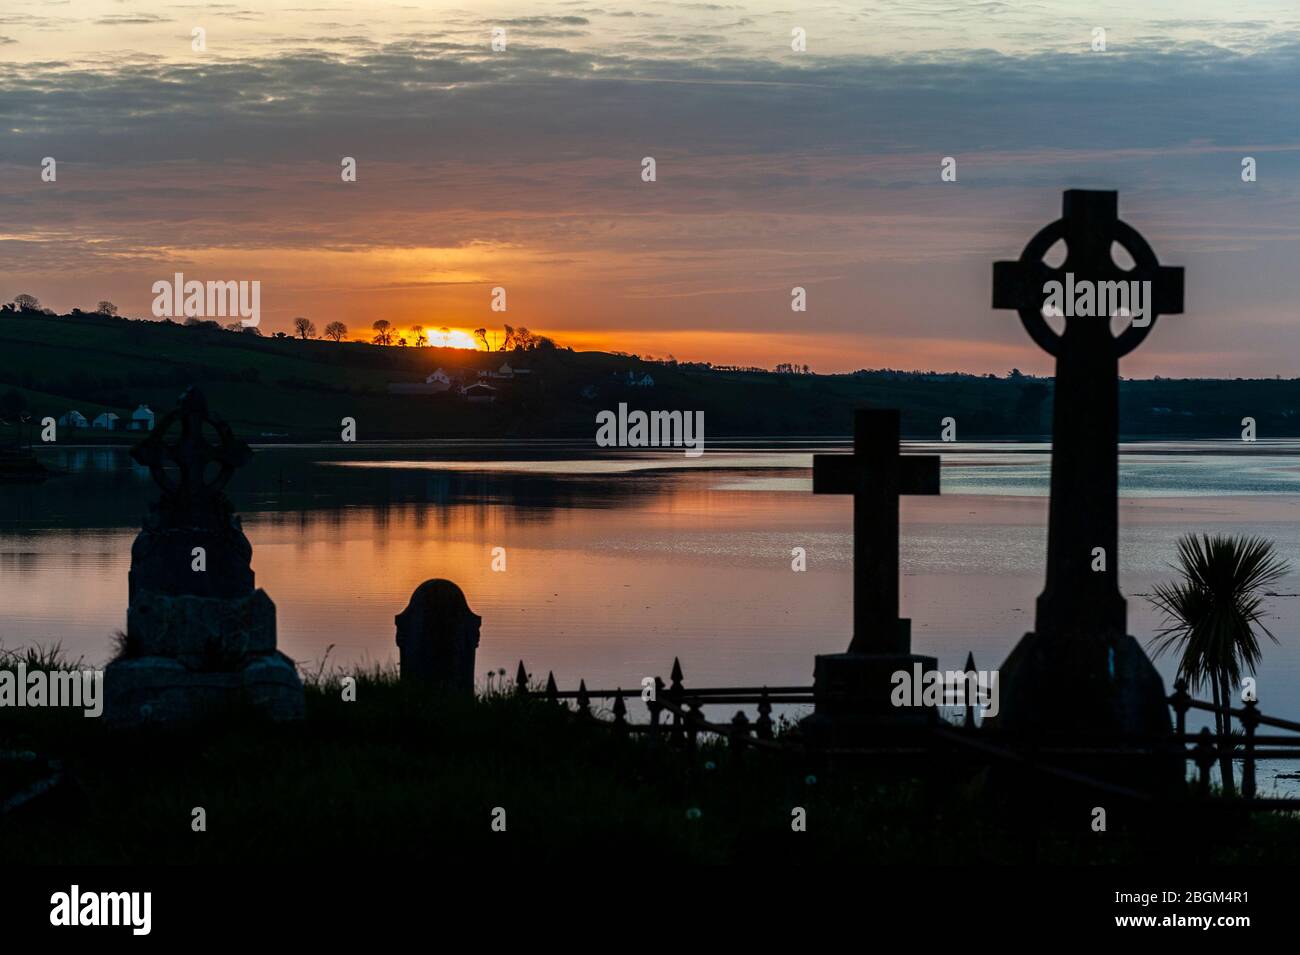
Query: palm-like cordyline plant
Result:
<box><xmin>1148</xmin><ymin>534</ymin><xmax>1290</xmax><ymax>796</ymax></box>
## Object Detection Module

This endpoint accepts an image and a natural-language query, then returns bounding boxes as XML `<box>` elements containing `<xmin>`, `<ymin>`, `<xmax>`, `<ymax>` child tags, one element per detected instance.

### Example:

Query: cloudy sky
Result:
<box><xmin>2</xmin><ymin>0</ymin><xmax>1299</xmax><ymax>374</ymax></box>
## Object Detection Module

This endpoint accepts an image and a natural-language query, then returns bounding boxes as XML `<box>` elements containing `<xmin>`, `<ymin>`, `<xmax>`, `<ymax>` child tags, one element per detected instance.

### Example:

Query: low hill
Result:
<box><xmin>1</xmin><ymin>308</ymin><xmax>1298</xmax><ymax>441</ymax></box>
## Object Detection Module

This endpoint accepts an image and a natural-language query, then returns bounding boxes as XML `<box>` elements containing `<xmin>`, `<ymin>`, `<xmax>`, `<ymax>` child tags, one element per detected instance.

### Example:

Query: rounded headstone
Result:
<box><xmin>395</xmin><ymin>579</ymin><xmax>481</xmax><ymax>693</ymax></box>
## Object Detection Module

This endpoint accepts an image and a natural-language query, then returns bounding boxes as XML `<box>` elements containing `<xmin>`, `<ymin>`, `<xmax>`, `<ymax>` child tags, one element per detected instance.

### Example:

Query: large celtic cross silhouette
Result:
<box><xmin>992</xmin><ymin>191</ymin><xmax>1184</xmax><ymax>640</ymax></box>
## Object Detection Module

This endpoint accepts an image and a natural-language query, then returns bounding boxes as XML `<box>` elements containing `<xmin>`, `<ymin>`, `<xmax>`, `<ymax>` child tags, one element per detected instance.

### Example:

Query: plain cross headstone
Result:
<box><xmin>993</xmin><ymin>189</ymin><xmax>1183</xmax><ymax>639</ymax></box>
<box><xmin>803</xmin><ymin>408</ymin><xmax>942</xmax><ymax>740</ymax></box>
<box><xmin>813</xmin><ymin>408</ymin><xmax>939</xmax><ymax>654</ymax></box>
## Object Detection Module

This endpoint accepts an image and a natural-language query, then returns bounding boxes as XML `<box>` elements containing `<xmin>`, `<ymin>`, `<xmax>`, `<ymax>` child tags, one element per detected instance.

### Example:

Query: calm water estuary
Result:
<box><xmin>4</xmin><ymin>438</ymin><xmax>1300</xmax><ymax>790</ymax></box>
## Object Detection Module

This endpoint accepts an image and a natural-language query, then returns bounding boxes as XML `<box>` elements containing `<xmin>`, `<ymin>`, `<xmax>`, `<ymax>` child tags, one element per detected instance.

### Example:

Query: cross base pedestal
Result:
<box><xmin>802</xmin><ymin>651</ymin><xmax>939</xmax><ymax>743</ymax></box>
<box><xmin>986</xmin><ymin>630</ymin><xmax>1182</xmax><ymax>793</ymax></box>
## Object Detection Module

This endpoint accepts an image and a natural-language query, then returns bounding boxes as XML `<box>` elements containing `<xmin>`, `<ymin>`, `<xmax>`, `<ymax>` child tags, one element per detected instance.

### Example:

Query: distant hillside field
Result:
<box><xmin>2</xmin><ymin>309</ymin><xmax>1299</xmax><ymax>442</ymax></box>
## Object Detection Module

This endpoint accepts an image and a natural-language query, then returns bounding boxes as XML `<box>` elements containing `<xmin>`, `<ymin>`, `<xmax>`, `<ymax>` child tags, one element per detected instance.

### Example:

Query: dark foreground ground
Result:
<box><xmin>3</xmin><ymin>655</ymin><xmax>1300</xmax><ymax>865</ymax></box>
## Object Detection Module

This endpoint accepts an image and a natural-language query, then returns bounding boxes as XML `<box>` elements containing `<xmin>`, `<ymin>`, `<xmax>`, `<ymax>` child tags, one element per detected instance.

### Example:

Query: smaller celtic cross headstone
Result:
<box><xmin>127</xmin><ymin>386</ymin><xmax>255</xmax><ymax>601</ymax></box>
<box><xmin>131</xmin><ymin>386</ymin><xmax>251</xmax><ymax>528</ymax></box>
<box><xmin>109</xmin><ymin>386</ymin><xmax>303</xmax><ymax>726</ymax></box>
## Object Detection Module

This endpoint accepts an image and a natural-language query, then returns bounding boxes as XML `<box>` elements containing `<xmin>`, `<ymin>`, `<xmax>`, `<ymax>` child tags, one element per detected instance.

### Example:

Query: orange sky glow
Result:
<box><xmin>3</xmin><ymin>1</ymin><xmax>1300</xmax><ymax>376</ymax></box>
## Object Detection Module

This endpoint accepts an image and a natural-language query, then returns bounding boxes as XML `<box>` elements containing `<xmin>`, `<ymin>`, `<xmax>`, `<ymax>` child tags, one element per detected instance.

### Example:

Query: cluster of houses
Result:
<box><xmin>579</xmin><ymin>369</ymin><xmax>655</xmax><ymax>399</ymax></box>
<box><xmin>387</xmin><ymin>362</ymin><xmax>656</xmax><ymax>406</ymax></box>
<box><xmin>617</xmin><ymin>369</ymin><xmax>655</xmax><ymax>388</ymax></box>
<box><xmin>56</xmin><ymin>404</ymin><xmax>156</xmax><ymax>432</ymax></box>
<box><xmin>387</xmin><ymin>362</ymin><xmax>535</xmax><ymax>405</ymax></box>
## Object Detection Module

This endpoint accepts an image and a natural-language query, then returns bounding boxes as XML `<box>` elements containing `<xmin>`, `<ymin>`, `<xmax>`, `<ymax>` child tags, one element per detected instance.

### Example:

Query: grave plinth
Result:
<box><xmin>988</xmin><ymin>191</ymin><xmax>1180</xmax><ymax>766</ymax></box>
<box><xmin>105</xmin><ymin>387</ymin><xmax>304</xmax><ymax>727</ymax></box>
<box><xmin>802</xmin><ymin>409</ymin><xmax>941</xmax><ymax>741</ymax></box>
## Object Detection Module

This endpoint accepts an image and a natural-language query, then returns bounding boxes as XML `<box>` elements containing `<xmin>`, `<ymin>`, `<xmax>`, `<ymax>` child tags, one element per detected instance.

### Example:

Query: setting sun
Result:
<box><xmin>426</xmin><ymin>327</ymin><xmax>480</xmax><ymax>349</ymax></box>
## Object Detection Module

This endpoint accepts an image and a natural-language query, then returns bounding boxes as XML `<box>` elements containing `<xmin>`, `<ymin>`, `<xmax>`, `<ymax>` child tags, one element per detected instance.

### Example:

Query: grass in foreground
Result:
<box><xmin>2</xmin><ymin>651</ymin><xmax>1299</xmax><ymax>864</ymax></box>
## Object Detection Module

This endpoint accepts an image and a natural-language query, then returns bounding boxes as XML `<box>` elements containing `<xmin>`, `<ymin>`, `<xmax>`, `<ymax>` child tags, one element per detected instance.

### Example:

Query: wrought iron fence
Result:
<box><xmin>512</xmin><ymin>659</ymin><xmax>1300</xmax><ymax>808</ymax></box>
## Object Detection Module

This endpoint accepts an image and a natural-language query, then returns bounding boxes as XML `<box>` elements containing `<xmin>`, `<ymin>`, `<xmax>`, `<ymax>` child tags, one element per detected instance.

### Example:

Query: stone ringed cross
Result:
<box><xmin>993</xmin><ymin>190</ymin><xmax>1183</xmax><ymax>360</ymax></box>
<box><xmin>992</xmin><ymin>190</ymin><xmax>1184</xmax><ymax>640</ymax></box>
<box><xmin>126</xmin><ymin>386</ymin><xmax>256</xmax><ymax>601</ymax></box>
<box><xmin>131</xmin><ymin>386</ymin><xmax>251</xmax><ymax>503</ymax></box>
<box><xmin>813</xmin><ymin>408</ymin><xmax>939</xmax><ymax>655</ymax></box>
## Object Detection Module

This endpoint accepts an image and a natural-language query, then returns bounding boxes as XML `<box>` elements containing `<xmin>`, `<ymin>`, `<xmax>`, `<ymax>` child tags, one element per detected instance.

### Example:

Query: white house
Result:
<box><xmin>129</xmin><ymin>404</ymin><xmax>155</xmax><ymax>431</ymax></box>
<box><xmin>628</xmin><ymin>372</ymin><xmax>655</xmax><ymax>388</ymax></box>
<box><xmin>387</xmin><ymin>368</ymin><xmax>455</xmax><ymax>395</ymax></box>
<box><xmin>477</xmin><ymin>362</ymin><xmax>519</xmax><ymax>380</ymax></box>
<box><xmin>91</xmin><ymin>412</ymin><xmax>120</xmax><ymax>430</ymax></box>
<box><xmin>58</xmin><ymin>410</ymin><xmax>88</xmax><ymax>429</ymax></box>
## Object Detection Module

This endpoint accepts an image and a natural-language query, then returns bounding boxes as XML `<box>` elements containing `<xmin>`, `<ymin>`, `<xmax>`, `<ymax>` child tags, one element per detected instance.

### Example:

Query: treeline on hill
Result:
<box><xmin>1</xmin><ymin>304</ymin><xmax>1299</xmax><ymax>440</ymax></box>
